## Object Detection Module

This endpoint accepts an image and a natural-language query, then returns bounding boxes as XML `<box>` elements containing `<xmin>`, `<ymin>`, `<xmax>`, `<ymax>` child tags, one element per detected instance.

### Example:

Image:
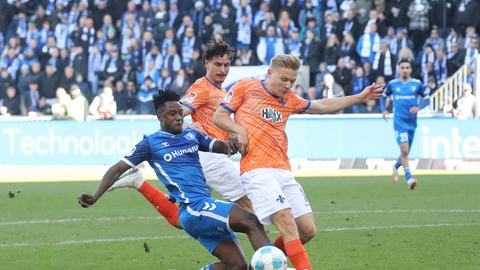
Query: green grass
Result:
<box><xmin>1</xmin><ymin>175</ymin><xmax>479</xmax><ymax>270</ymax></box>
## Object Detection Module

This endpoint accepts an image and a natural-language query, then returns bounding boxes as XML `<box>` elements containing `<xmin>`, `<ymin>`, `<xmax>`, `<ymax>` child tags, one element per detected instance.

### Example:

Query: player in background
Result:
<box><xmin>381</xmin><ymin>59</ymin><xmax>431</xmax><ymax>190</ymax></box>
<box><xmin>108</xmin><ymin>39</ymin><xmax>251</xmax><ymax>229</ymax></box>
<box><xmin>78</xmin><ymin>90</ymin><xmax>271</xmax><ymax>270</ymax></box>
<box><xmin>213</xmin><ymin>54</ymin><xmax>384</xmax><ymax>270</ymax></box>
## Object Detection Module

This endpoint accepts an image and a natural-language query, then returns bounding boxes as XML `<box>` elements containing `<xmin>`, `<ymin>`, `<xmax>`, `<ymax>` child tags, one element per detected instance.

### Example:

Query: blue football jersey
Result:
<box><xmin>382</xmin><ymin>79</ymin><xmax>430</xmax><ymax>131</ymax></box>
<box><xmin>122</xmin><ymin>128</ymin><xmax>217</xmax><ymax>204</ymax></box>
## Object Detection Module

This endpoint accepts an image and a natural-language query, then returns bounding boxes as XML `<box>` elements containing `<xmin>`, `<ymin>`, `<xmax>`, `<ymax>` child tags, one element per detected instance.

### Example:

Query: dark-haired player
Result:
<box><xmin>381</xmin><ymin>59</ymin><xmax>431</xmax><ymax>190</ymax></box>
<box><xmin>78</xmin><ymin>90</ymin><xmax>271</xmax><ymax>270</ymax></box>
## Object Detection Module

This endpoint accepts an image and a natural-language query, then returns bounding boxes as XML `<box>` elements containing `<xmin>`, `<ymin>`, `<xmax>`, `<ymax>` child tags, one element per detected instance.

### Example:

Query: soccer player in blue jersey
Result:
<box><xmin>78</xmin><ymin>90</ymin><xmax>271</xmax><ymax>270</ymax></box>
<box><xmin>380</xmin><ymin>59</ymin><xmax>431</xmax><ymax>190</ymax></box>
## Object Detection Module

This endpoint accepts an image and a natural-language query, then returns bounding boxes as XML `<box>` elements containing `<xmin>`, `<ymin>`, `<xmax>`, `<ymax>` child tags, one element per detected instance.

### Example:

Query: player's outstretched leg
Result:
<box><xmin>271</xmin><ymin>209</ymin><xmax>313</xmax><ymax>270</ymax></box>
<box><xmin>228</xmin><ymin>205</ymin><xmax>271</xmax><ymax>250</ymax></box>
<box><xmin>109</xmin><ymin>169</ymin><xmax>181</xmax><ymax>228</ymax></box>
<box><xmin>205</xmin><ymin>238</ymin><xmax>249</xmax><ymax>270</ymax></box>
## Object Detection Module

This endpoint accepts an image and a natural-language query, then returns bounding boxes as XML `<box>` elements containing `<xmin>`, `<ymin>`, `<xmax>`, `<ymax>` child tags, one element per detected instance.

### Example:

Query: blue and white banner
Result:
<box><xmin>1</xmin><ymin>117</ymin><xmax>479</xmax><ymax>165</ymax></box>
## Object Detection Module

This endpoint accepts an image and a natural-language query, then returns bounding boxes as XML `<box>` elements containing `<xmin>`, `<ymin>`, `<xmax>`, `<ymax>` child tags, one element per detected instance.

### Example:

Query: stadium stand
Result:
<box><xmin>0</xmin><ymin>0</ymin><xmax>479</xmax><ymax>118</ymax></box>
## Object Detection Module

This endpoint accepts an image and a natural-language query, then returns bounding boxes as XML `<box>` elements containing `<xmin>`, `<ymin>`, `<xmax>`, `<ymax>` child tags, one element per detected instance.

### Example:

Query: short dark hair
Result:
<box><xmin>398</xmin><ymin>59</ymin><xmax>412</xmax><ymax>67</ymax></box>
<box><xmin>202</xmin><ymin>39</ymin><xmax>234</xmax><ymax>62</ymax></box>
<box><xmin>153</xmin><ymin>89</ymin><xmax>180</xmax><ymax>112</ymax></box>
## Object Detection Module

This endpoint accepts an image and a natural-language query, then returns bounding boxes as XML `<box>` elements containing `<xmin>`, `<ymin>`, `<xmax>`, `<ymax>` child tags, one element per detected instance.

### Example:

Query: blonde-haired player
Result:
<box><xmin>213</xmin><ymin>54</ymin><xmax>384</xmax><ymax>269</ymax></box>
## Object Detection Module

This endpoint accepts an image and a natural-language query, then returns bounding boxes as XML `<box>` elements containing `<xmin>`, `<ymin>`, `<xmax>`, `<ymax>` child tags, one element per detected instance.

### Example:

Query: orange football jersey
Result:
<box><xmin>219</xmin><ymin>80</ymin><xmax>311</xmax><ymax>174</ymax></box>
<box><xmin>181</xmin><ymin>77</ymin><xmax>230</xmax><ymax>141</ymax></box>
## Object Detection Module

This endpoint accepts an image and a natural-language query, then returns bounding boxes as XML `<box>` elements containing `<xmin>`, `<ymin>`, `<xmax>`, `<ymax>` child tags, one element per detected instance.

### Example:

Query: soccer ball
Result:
<box><xmin>251</xmin><ymin>246</ymin><xmax>288</xmax><ymax>270</ymax></box>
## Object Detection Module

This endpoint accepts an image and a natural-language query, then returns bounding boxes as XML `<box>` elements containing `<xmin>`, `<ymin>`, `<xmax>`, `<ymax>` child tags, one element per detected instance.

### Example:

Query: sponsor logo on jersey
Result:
<box><xmin>182</xmin><ymin>91</ymin><xmax>197</xmax><ymax>103</ymax></box>
<box><xmin>163</xmin><ymin>145</ymin><xmax>199</xmax><ymax>162</ymax></box>
<box><xmin>223</xmin><ymin>90</ymin><xmax>234</xmax><ymax>103</ymax></box>
<box><xmin>261</xmin><ymin>107</ymin><xmax>283</xmax><ymax>123</ymax></box>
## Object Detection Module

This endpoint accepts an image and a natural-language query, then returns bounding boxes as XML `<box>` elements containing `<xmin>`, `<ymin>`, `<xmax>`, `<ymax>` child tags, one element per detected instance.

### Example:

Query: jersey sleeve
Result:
<box><xmin>291</xmin><ymin>93</ymin><xmax>311</xmax><ymax>113</ymax></box>
<box><xmin>417</xmin><ymin>82</ymin><xmax>431</xmax><ymax>98</ymax></box>
<box><xmin>219</xmin><ymin>81</ymin><xmax>247</xmax><ymax>113</ymax></box>
<box><xmin>180</xmin><ymin>84</ymin><xmax>210</xmax><ymax>112</ymax></box>
<box><xmin>190</xmin><ymin>129</ymin><xmax>217</xmax><ymax>152</ymax></box>
<box><xmin>383</xmin><ymin>81</ymin><xmax>393</xmax><ymax>97</ymax></box>
<box><xmin>122</xmin><ymin>136</ymin><xmax>151</xmax><ymax>168</ymax></box>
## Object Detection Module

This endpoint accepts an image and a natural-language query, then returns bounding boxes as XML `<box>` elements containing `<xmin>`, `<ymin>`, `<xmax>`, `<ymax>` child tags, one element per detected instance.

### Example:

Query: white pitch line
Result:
<box><xmin>320</xmin><ymin>222</ymin><xmax>479</xmax><ymax>232</ymax></box>
<box><xmin>1</xmin><ymin>209</ymin><xmax>479</xmax><ymax>226</ymax></box>
<box><xmin>0</xmin><ymin>235</ymin><xmax>190</xmax><ymax>248</ymax></box>
<box><xmin>313</xmin><ymin>209</ymin><xmax>480</xmax><ymax>215</ymax></box>
<box><xmin>0</xmin><ymin>223</ymin><xmax>478</xmax><ymax>248</ymax></box>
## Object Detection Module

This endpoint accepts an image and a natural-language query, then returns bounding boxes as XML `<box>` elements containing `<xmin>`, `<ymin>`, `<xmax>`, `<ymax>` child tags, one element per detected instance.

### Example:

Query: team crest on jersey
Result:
<box><xmin>395</xmin><ymin>87</ymin><xmax>401</xmax><ymax>92</ymax></box>
<box><xmin>411</xmin><ymin>86</ymin><xmax>416</xmax><ymax>92</ymax></box>
<box><xmin>184</xmin><ymin>132</ymin><xmax>196</xmax><ymax>140</ymax></box>
<box><xmin>261</xmin><ymin>107</ymin><xmax>283</xmax><ymax>123</ymax></box>
<box><xmin>182</xmin><ymin>92</ymin><xmax>197</xmax><ymax>103</ymax></box>
<box><xmin>223</xmin><ymin>90</ymin><xmax>234</xmax><ymax>103</ymax></box>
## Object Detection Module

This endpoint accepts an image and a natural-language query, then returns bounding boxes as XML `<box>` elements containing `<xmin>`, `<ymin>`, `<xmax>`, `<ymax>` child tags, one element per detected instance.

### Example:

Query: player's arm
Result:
<box><xmin>380</xmin><ymin>83</ymin><xmax>393</xmax><ymax>120</ymax></box>
<box><xmin>79</xmin><ymin>137</ymin><xmax>151</xmax><ymax>208</ymax></box>
<box><xmin>213</xmin><ymin>106</ymin><xmax>249</xmax><ymax>155</ymax></box>
<box><xmin>78</xmin><ymin>161</ymin><xmax>131</xmax><ymax>208</ymax></box>
<box><xmin>211</xmin><ymin>138</ymin><xmax>239</xmax><ymax>156</ymax></box>
<box><xmin>410</xmin><ymin>84</ymin><xmax>431</xmax><ymax>114</ymax></box>
<box><xmin>304</xmin><ymin>83</ymin><xmax>384</xmax><ymax>114</ymax></box>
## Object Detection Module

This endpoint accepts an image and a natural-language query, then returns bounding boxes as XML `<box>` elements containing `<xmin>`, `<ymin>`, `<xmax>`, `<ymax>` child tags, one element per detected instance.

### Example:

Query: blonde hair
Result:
<box><xmin>270</xmin><ymin>54</ymin><xmax>301</xmax><ymax>71</ymax></box>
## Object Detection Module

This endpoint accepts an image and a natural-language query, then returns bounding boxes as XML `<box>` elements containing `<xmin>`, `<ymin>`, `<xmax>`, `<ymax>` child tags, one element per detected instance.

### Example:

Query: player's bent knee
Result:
<box><xmin>299</xmin><ymin>224</ymin><xmax>316</xmax><ymax>243</ymax></box>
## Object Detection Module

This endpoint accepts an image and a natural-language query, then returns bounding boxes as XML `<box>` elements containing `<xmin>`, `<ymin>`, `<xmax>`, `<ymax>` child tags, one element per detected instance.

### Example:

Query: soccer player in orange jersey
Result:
<box><xmin>213</xmin><ymin>54</ymin><xmax>384</xmax><ymax>270</ymax></box>
<box><xmin>108</xmin><ymin>40</ymin><xmax>252</xmax><ymax>229</ymax></box>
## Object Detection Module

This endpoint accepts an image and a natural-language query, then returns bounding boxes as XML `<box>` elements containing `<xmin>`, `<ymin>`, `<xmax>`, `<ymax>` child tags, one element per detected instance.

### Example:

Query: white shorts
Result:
<box><xmin>241</xmin><ymin>168</ymin><xmax>312</xmax><ymax>225</ymax></box>
<box><xmin>199</xmin><ymin>151</ymin><xmax>247</xmax><ymax>202</ymax></box>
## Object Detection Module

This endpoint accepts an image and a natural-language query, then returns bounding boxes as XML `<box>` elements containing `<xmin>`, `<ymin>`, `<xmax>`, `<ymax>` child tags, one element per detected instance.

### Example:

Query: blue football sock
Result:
<box><xmin>404</xmin><ymin>167</ymin><xmax>413</xmax><ymax>181</ymax></box>
<box><xmin>200</xmin><ymin>264</ymin><xmax>214</xmax><ymax>270</ymax></box>
<box><xmin>394</xmin><ymin>159</ymin><xmax>402</xmax><ymax>170</ymax></box>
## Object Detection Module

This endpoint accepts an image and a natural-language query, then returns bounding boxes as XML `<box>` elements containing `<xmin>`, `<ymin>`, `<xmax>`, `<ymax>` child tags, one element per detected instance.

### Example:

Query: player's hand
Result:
<box><xmin>225</xmin><ymin>136</ymin><xmax>239</xmax><ymax>156</ymax></box>
<box><xmin>360</xmin><ymin>83</ymin><xmax>384</xmax><ymax>102</ymax></box>
<box><xmin>235</xmin><ymin>126</ymin><xmax>249</xmax><ymax>155</ymax></box>
<box><xmin>186</xmin><ymin>121</ymin><xmax>205</xmax><ymax>133</ymax></box>
<box><xmin>382</xmin><ymin>111</ymin><xmax>389</xmax><ymax>121</ymax></box>
<box><xmin>409</xmin><ymin>106</ymin><xmax>420</xmax><ymax>114</ymax></box>
<box><xmin>78</xmin><ymin>193</ymin><xmax>97</xmax><ymax>208</ymax></box>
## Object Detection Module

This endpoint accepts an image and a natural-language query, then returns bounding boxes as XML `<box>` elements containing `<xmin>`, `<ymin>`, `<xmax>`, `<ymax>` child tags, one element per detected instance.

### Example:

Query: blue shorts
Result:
<box><xmin>179</xmin><ymin>197</ymin><xmax>237</xmax><ymax>253</ymax></box>
<box><xmin>395</xmin><ymin>129</ymin><xmax>415</xmax><ymax>147</ymax></box>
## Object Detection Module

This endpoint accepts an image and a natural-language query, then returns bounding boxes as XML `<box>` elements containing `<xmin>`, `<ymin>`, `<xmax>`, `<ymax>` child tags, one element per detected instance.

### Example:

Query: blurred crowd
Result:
<box><xmin>0</xmin><ymin>0</ymin><xmax>479</xmax><ymax>119</ymax></box>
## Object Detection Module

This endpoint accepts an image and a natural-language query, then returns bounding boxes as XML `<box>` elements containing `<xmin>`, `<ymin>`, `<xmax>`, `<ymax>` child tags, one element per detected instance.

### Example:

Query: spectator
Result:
<box><xmin>372</xmin><ymin>40</ymin><xmax>396</xmax><ymax>82</ymax></box>
<box><xmin>464</xmin><ymin>37</ymin><xmax>479</xmax><ymax>66</ymax></box>
<box><xmin>298</xmin><ymin>0</ymin><xmax>322</xmax><ymax>34</ymax></box>
<box><xmin>454</xmin><ymin>0</ymin><xmax>480</xmax><ymax>36</ymax></box>
<box><xmin>324</xmin><ymin>34</ymin><xmax>341</xmax><ymax>71</ymax></box>
<box><xmin>100</xmin><ymin>46</ymin><xmax>124</xmax><ymax>82</ymax></box>
<box><xmin>179</xmin><ymin>26</ymin><xmax>199</xmax><ymax>68</ymax></box>
<box><xmin>51</xmin><ymin>88</ymin><xmax>71</xmax><ymax>120</ymax></box>
<box><xmin>434</xmin><ymin>49</ymin><xmax>448</xmax><ymax>86</ymax></box>
<box><xmin>356</xmin><ymin>23</ymin><xmax>381</xmax><ymax>64</ymax></box>
<box><xmin>170</xmin><ymin>69</ymin><xmax>189</xmax><ymax>97</ymax></box>
<box><xmin>315</xmin><ymin>62</ymin><xmax>329</xmax><ymax>96</ymax></box>
<box><xmin>16</xmin><ymin>64</ymin><xmax>31</xmax><ymax>95</ymax></box>
<box><xmin>89</xmin><ymin>86</ymin><xmax>116</xmax><ymax>120</ymax></box>
<box><xmin>215</xmin><ymin>5</ymin><xmax>236</xmax><ymax>45</ymax></box>
<box><xmin>285</xmin><ymin>30</ymin><xmax>301</xmax><ymax>57</ymax></box>
<box><xmin>256</xmin><ymin>11</ymin><xmax>276</xmax><ymax>38</ymax></box>
<box><xmin>306</xmin><ymin>86</ymin><xmax>318</xmax><ymax>100</ymax></box>
<box><xmin>124</xmin><ymin>81</ymin><xmax>137</xmax><ymax>114</ymax></box>
<box><xmin>136</xmin><ymin>76</ymin><xmax>156</xmax><ymax>114</ymax></box>
<box><xmin>59</xmin><ymin>66</ymin><xmax>76</xmax><ymax>92</ymax></box>
<box><xmin>351</xmin><ymin>66</ymin><xmax>369</xmax><ymax>113</ymax></box>
<box><xmin>447</xmin><ymin>42</ymin><xmax>465</xmax><ymax>76</ymax></box>
<box><xmin>0</xmin><ymin>86</ymin><xmax>21</xmax><ymax>116</ymax></box>
<box><xmin>157</xmin><ymin>67</ymin><xmax>173</xmax><ymax>89</ymax></box>
<box><xmin>320</xmin><ymin>73</ymin><xmax>345</xmax><ymax>99</ymax></box>
<box><xmin>39</xmin><ymin>63</ymin><xmax>60</xmax><ymax>104</ymax></box>
<box><xmin>341</xmin><ymin>9</ymin><xmax>362</xmax><ymax>40</ymax></box>
<box><xmin>454</xmin><ymin>83</ymin><xmax>479</xmax><ymax>119</ymax></box>
<box><xmin>333</xmin><ymin>58</ymin><xmax>352</xmax><ymax>96</ymax></box>
<box><xmin>75</xmin><ymin>74</ymin><xmax>92</xmax><ymax>102</ymax></box>
<box><xmin>237</xmin><ymin>14</ymin><xmax>252</xmax><ymax>51</ymax></box>
<box><xmin>407</xmin><ymin>0</ymin><xmax>431</xmax><ymax>53</ymax></box>
<box><xmin>424</xmin><ymin>26</ymin><xmax>445</xmax><ymax>52</ymax></box>
<box><xmin>302</xmin><ymin>29</ymin><xmax>322</xmax><ymax>84</ymax></box>
<box><xmin>385</xmin><ymin>0</ymin><xmax>410</xmax><ymax>30</ymax></box>
<box><xmin>0</xmin><ymin>69</ymin><xmax>14</xmax><ymax>99</ymax></box>
<box><xmin>294</xmin><ymin>84</ymin><xmax>307</xmax><ymax>99</ymax></box>
<box><xmin>446</xmin><ymin>28</ymin><xmax>464</xmax><ymax>58</ymax></box>
<box><xmin>20</xmin><ymin>80</ymin><xmax>41</xmax><ymax>116</ymax></box>
<box><xmin>162</xmin><ymin>45</ymin><xmax>182</xmax><ymax>76</ymax></box>
<box><xmin>257</xmin><ymin>25</ymin><xmax>284</xmax><ymax>65</ymax></box>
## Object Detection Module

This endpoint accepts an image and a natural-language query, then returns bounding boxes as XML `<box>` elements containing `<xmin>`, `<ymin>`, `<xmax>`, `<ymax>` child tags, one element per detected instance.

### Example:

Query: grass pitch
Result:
<box><xmin>1</xmin><ymin>175</ymin><xmax>479</xmax><ymax>270</ymax></box>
